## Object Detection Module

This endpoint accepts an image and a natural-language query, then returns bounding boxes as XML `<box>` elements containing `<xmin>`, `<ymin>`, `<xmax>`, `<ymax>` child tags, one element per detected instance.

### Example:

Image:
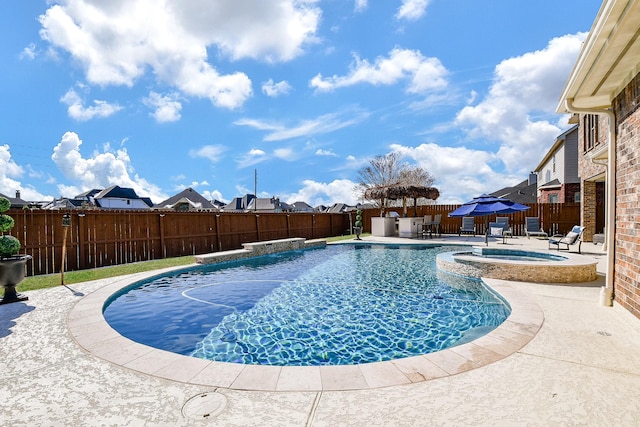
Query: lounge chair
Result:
<box><xmin>525</xmin><ymin>217</ymin><xmax>548</xmax><ymax>239</ymax></box>
<box><xmin>495</xmin><ymin>217</ymin><xmax>512</xmax><ymax>238</ymax></box>
<box><xmin>459</xmin><ymin>216</ymin><xmax>475</xmax><ymax>236</ymax></box>
<box><xmin>488</xmin><ymin>221</ymin><xmax>506</xmax><ymax>244</ymax></box>
<box><xmin>549</xmin><ymin>226</ymin><xmax>585</xmax><ymax>253</ymax></box>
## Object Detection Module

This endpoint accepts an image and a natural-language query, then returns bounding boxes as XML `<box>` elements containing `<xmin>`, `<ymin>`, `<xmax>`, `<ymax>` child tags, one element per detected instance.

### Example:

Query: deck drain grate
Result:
<box><xmin>182</xmin><ymin>392</ymin><xmax>227</xmax><ymax>420</ymax></box>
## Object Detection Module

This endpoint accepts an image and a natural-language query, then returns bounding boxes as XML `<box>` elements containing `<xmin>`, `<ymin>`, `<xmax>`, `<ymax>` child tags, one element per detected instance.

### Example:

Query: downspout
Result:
<box><xmin>565</xmin><ymin>99</ymin><xmax>615</xmax><ymax>306</ymax></box>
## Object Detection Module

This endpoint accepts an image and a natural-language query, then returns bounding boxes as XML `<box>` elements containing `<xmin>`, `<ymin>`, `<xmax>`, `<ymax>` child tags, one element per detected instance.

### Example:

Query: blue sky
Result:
<box><xmin>0</xmin><ymin>0</ymin><xmax>602</xmax><ymax>206</ymax></box>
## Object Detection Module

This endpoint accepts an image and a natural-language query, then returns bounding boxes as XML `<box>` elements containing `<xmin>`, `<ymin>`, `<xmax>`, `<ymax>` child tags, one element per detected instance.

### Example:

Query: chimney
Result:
<box><xmin>528</xmin><ymin>173</ymin><xmax>537</xmax><ymax>186</ymax></box>
<box><xmin>15</xmin><ymin>190</ymin><xmax>21</xmax><ymax>199</ymax></box>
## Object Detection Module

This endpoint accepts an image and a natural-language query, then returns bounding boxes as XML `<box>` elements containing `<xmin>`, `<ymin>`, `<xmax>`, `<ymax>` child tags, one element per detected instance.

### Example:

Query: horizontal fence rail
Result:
<box><xmin>7</xmin><ymin>203</ymin><xmax>580</xmax><ymax>277</ymax></box>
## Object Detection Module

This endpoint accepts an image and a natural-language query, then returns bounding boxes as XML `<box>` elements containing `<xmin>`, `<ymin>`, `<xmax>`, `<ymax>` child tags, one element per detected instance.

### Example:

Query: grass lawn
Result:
<box><xmin>15</xmin><ymin>234</ymin><xmax>366</xmax><ymax>293</ymax></box>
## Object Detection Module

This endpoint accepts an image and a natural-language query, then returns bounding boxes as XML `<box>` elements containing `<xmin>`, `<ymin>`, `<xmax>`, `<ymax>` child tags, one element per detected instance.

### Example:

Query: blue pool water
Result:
<box><xmin>103</xmin><ymin>244</ymin><xmax>511</xmax><ymax>366</ymax></box>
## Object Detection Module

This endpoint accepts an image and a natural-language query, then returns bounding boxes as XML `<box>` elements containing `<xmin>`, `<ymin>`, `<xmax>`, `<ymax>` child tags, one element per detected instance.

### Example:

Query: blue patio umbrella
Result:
<box><xmin>448</xmin><ymin>194</ymin><xmax>530</xmax><ymax>244</ymax></box>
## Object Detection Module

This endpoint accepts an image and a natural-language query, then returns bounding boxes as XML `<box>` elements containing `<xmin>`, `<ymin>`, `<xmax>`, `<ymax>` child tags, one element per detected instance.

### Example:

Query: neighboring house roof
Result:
<box><xmin>325</xmin><ymin>203</ymin><xmax>354</xmax><ymax>213</ymax></box>
<box><xmin>94</xmin><ymin>185</ymin><xmax>140</xmax><ymax>200</ymax></box>
<box><xmin>93</xmin><ymin>185</ymin><xmax>153</xmax><ymax>208</ymax></box>
<box><xmin>291</xmin><ymin>201</ymin><xmax>314</xmax><ymax>212</ymax></box>
<box><xmin>154</xmin><ymin>188</ymin><xmax>216</xmax><ymax>210</ymax></box>
<box><xmin>223</xmin><ymin>195</ymin><xmax>253</xmax><ymax>211</ymax></box>
<box><xmin>75</xmin><ymin>189</ymin><xmax>101</xmax><ymax>198</ymax></box>
<box><xmin>0</xmin><ymin>192</ymin><xmax>29</xmax><ymax>208</ymax></box>
<box><xmin>42</xmin><ymin>198</ymin><xmax>85</xmax><ymax>210</ymax></box>
<box><xmin>489</xmin><ymin>179</ymin><xmax>538</xmax><ymax>204</ymax></box>
<box><xmin>538</xmin><ymin>178</ymin><xmax>562</xmax><ymax>190</ymax></box>
<box><xmin>211</xmin><ymin>199</ymin><xmax>225</xmax><ymax>209</ymax></box>
<box><xmin>246</xmin><ymin>197</ymin><xmax>292</xmax><ymax>212</ymax></box>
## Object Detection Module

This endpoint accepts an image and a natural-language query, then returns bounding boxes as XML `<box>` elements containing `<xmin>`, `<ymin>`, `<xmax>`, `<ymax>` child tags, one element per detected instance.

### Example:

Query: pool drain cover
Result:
<box><xmin>182</xmin><ymin>392</ymin><xmax>227</xmax><ymax>420</ymax></box>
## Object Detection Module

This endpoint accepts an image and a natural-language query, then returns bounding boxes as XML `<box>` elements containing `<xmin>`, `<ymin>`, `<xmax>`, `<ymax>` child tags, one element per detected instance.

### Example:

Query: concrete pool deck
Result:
<box><xmin>2</xmin><ymin>235</ymin><xmax>640</xmax><ymax>425</ymax></box>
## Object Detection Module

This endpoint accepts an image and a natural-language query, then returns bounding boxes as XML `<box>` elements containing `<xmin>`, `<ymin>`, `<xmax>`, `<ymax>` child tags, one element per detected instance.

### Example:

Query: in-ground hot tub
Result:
<box><xmin>437</xmin><ymin>246</ymin><xmax>598</xmax><ymax>283</ymax></box>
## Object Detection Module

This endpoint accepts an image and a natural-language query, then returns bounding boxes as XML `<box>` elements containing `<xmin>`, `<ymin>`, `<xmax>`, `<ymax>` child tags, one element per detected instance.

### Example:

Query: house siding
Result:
<box><xmin>613</xmin><ymin>75</ymin><xmax>640</xmax><ymax>319</ymax></box>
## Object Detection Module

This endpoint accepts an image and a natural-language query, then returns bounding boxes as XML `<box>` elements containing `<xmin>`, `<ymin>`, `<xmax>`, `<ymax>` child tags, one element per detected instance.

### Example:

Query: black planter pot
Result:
<box><xmin>0</xmin><ymin>255</ymin><xmax>31</xmax><ymax>305</ymax></box>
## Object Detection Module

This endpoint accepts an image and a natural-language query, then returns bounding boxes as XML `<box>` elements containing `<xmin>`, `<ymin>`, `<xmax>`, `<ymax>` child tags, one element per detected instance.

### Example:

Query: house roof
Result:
<box><xmin>489</xmin><ymin>179</ymin><xmax>537</xmax><ymax>204</ymax></box>
<box><xmin>94</xmin><ymin>185</ymin><xmax>140</xmax><ymax>200</ymax></box>
<box><xmin>0</xmin><ymin>192</ymin><xmax>28</xmax><ymax>208</ymax></box>
<box><xmin>93</xmin><ymin>185</ymin><xmax>153</xmax><ymax>208</ymax></box>
<box><xmin>538</xmin><ymin>178</ymin><xmax>562</xmax><ymax>190</ymax></box>
<box><xmin>557</xmin><ymin>0</ymin><xmax>640</xmax><ymax>111</ymax></box>
<box><xmin>75</xmin><ymin>189</ymin><xmax>101</xmax><ymax>198</ymax></box>
<box><xmin>153</xmin><ymin>188</ymin><xmax>215</xmax><ymax>210</ymax></box>
<box><xmin>291</xmin><ymin>201</ymin><xmax>314</xmax><ymax>212</ymax></box>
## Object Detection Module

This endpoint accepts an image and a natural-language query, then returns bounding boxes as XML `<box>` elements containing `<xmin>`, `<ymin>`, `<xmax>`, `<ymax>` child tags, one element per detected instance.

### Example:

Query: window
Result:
<box><xmin>549</xmin><ymin>194</ymin><xmax>558</xmax><ymax>203</ymax></box>
<box><xmin>574</xmin><ymin>192</ymin><xmax>581</xmax><ymax>203</ymax></box>
<box><xmin>583</xmin><ymin>114</ymin><xmax>599</xmax><ymax>152</ymax></box>
<box><xmin>552</xmin><ymin>155</ymin><xmax>556</xmax><ymax>173</ymax></box>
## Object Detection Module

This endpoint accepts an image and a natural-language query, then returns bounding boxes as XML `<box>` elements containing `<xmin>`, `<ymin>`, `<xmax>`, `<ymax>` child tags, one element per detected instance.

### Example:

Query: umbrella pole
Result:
<box><xmin>485</xmin><ymin>217</ymin><xmax>489</xmax><ymax>245</ymax></box>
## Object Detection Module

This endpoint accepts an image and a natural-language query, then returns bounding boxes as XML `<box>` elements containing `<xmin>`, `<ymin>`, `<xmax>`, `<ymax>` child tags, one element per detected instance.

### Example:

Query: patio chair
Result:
<box><xmin>488</xmin><ymin>221</ymin><xmax>506</xmax><ymax>244</ymax></box>
<box><xmin>459</xmin><ymin>216</ymin><xmax>475</xmax><ymax>236</ymax></box>
<box><xmin>549</xmin><ymin>226</ymin><xmax>585</xmax><ymax>253</ymax></box>
<box><xmin>495</xmin><ymin>217</ymin><xmax>513</xmax><ymax>238</ymax></box>
<box><xmin>525</xmin><ymin>217</ymin><xmax>548</xmax><ymax>239</ymax></box>
<box><xmin>432</xmin><ymin>214</ymin><xmax>442</xmax><ymax>237</ymax></box>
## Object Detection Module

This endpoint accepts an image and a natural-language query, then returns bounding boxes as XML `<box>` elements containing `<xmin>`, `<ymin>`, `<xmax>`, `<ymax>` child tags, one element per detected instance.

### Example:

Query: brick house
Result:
<box><xmin>557</xmin><ymin>0</ymin><xmax>640</xmax><ymax>318</ymax></box>
<box><xmin>533</xmin><ymin>125</ymin><xmax>581</xmax><ymax>204</ymax></box>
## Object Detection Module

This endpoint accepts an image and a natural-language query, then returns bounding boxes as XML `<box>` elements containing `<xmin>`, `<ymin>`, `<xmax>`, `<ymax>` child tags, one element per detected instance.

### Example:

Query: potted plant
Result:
<box><xmin>354</xmin><ymin>209</ymin><xmax>363</xmax><ymax>240</ymax></box>
<box><xmin>0</xmin><ymin>196</ymin><xmax>31</xmax><ymax>304</ymax></box>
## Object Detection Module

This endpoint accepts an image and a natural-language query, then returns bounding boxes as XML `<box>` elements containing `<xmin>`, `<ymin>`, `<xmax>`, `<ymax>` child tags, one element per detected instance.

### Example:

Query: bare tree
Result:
<box><xmin>398</xmin><ymin>165</ymin><xmax>435</xmax><ymax>188</ymax></box>
<box><xmin>355</xmin><ymin>152</ymin><xmax>436</xmax><ymax>214</ymax></box>
<box><xmin>355</xmin><ymin>152</ymin><xmax>404</xmax><ymax>195</ymax></box>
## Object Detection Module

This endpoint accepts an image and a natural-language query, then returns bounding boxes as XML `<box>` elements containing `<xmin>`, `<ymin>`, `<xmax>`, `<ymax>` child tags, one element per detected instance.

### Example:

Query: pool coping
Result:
<box><xmin>66</xmin><ymin>264</ymin><xmax>543</xmax><ymax>392</ymax></box>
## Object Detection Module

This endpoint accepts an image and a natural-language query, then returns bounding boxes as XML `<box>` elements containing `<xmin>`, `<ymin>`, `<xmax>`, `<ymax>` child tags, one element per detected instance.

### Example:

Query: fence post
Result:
<box><xmin>77</xmin><ymin>212</ymin><xmax>86</xmax><ymax>270</ymax></box>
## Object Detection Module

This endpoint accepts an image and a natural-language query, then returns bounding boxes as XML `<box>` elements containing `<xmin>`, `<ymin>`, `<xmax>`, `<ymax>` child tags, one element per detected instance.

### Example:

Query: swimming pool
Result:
<box><xmin>103</xmin><ymin>244</ymin><xmax>511</xmax><ymax>366</ymax></box>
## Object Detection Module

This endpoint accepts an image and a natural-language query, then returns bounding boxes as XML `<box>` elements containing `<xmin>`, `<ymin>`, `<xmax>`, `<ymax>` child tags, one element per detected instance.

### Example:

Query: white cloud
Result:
<box><xmin>273</xmin><ymin>148</ymin><xmax>296</xmax><ymax>160</ymax></box>
<box><xmin>354</xmin><ymin>0</ymin><xmax>368</xmax><ymax>12</ymax></box>
<box><xmin>60</xmin><ymin>88</ymin><xmax>122</xmax><ymax>121</ymax></box>
<box><xmin>315</xmin><ymin>149</ymin><xmax>337</xmax><ymax>157</ymax></box>
<box><xmin>0</xmin><ymin>145</ymin><xmax>51</xmax><ymax>201</ymax></box>
<box><xmin>284</xmin><ymin>178</ymin><xmax>360</xmax><ymax>206</ymax></box>
<box><xmin>20</xmin><ymin>43</ymin><xmax>37</xmax><ymax>60</ymax></box>
<box><xmin>310</xmin><ymin>48</ymin><xmax>448</xmax><ymax>93</ymax></box>
<box><xmin>189</xmin><ymin>145</ymin><xmax>228</xmax><ymax>163</ymax></box>
<box><xmin>237</xmin><ymin>148</ymin><xmax>268</xmax><ymax>168</ymax></box>
<box><xmin>262</xmin><ymin>79</ymin><xmax>292</xmax><ymax>97</ymax></box>
<box><xmin>235</xmin><ymin>111</ymin><xmax>369</xmax><ymax>141</ymax></box>
<box><xmin>389</xmin><ymin>143</ymin><xmax>522</xmax><ymax>204</ymax></box>
<box><xmin>51</xmin><ymin>131</ymin><xmax>166</xmax><ymax>202</ymax></box>
<box><xmin>143</xmin><ymin>91</ymin><xmax>182</xmax><ymax>123</ymax></box>
<box><xmin>396</xmin><ymin>0</ymin><xmax>430</xmax><ymax>21</ymax></box>
<box><xmin>39</xmin><ymin>0</ymin><xmax>321</xmax><ymax>109</ymax></box>
<box><xmin>455</xmin><ymin>33</ymin><xmax>587</xmax><ymax>175</ymax></box>
<box><xmin>201</xmin><ymin>189</ymin><xmax>227</xmax><ymax>203</ymax></box>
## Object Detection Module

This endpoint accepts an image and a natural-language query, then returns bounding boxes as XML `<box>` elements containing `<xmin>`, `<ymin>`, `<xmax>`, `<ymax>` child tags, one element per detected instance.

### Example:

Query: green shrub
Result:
<box><xmin>0</xmin><ymin>214</ymin><xmax>15</xmax><ymax>233</ymax></box>
<box><xmin>0</xmin><ymin>196</ymin><xmax>20</xmax><ymax>257</ymax></box>
<box><xmin>0</xmin><ymin>235</ymin><xmax>20</xmax><ymax>258</ymax></box>
<box><xmin>0</xmin><ymin>197</ymin><xmax>10</xmax><ymax>213</ymax></box>
<box><xmin>355</xmin><ymin>210</ymin><xmax>363</xmax><ymax>227</ymax></box>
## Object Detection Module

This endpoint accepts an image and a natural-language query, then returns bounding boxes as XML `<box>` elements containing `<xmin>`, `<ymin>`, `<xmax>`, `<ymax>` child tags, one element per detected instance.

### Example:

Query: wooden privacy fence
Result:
<box><xmin>8</xmin><ymin>210</ymin><xmax>350</xmax><ymax>277</ymax></box>
<box><xmin>356</xmin><ymin>203</ymin><xmax>581</xmax><ymax>237</ymax></box>
<box><xmin>9</xmin><ymin>203</ymin><xmax>579</xmax><ymax>277</ymax></box>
